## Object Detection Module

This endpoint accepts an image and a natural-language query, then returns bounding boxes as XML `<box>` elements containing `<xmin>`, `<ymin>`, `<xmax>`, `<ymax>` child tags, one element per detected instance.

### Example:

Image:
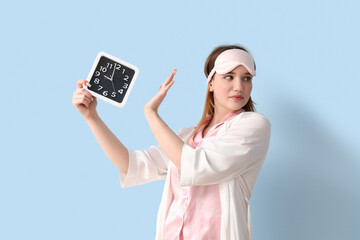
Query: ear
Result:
<box><xmin>209</xmin><ymin>80</ymin><xmax>214</xmax><ymax>92</ymax></box>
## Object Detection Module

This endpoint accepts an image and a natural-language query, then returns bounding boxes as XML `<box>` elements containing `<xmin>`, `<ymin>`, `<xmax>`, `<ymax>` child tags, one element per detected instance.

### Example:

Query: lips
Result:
<box><xmin>230</xmin><ymin>95</ymin><xmax>244</xmax><ymax>100</ymax></box>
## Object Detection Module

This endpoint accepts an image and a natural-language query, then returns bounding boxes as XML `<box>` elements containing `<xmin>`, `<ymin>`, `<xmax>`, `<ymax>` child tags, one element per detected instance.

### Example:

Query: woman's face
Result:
<box><xmin>210</xmin><ymin>65</ymin><xmax>253</xmax><ymax>117</ymax></box>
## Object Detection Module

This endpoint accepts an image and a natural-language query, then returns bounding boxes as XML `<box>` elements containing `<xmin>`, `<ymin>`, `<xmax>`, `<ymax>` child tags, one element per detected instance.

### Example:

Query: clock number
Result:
<box><xmin>123</xmin><ymin>83</ymin><xmax>128</xmax><ymax>89</ymax></box>
<box><xmin>106</xmin><ymin>63</ymin><xmax>113</xmax><ymax>69</ymax></box>
<box><xmin>98</xmin><ymin>85</ymin><xmax>103</xmax><ymax>91</ymax></box>
<box><xmin>124</xmin><ymin>75</ymin><xmax>129</xmax><ymax>81</ymax></box>
<box><xmin>115</xmin><ymin>64</ymin><xmax>121</xmax><ymax>70</ymax></box>
<box><xmin>122</xmin><ymin>69</ymin><xmax>126</xmax><ymax>74</ymax></box>
<box><xmin>94</xmin><ymin>78</ymin><xmax>100</xmax><ymax>84</ymax></box>
<box><xmin>95</xmin><ymin>71</ymin><xmax>100</xmax><ymax>76</ymax></box>
<box><xmin>118</xmin><ymin>89</ymin><xmax>124</xmax><ymax>94</ymax></box>
<box><xmin>99</xmin><ymin>66</ymin><xmax>107</xmax><ymax>72</ymax></box>
<box><xmin>103</xmin><ymin>91</ymin><xmax>108</xmax><ymax>96</ymax></box>
<box><xmin>111</xmin><ymin>92</ymin><xmax>116</xmax><ymax>97</ymax></box>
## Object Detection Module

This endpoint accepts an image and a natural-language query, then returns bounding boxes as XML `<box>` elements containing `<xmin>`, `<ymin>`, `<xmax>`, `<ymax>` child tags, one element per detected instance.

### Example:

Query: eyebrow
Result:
<box><xmin>227</xmin><ymin>71</ymin><xmax>252</xmax><ymax>76</ymax></box>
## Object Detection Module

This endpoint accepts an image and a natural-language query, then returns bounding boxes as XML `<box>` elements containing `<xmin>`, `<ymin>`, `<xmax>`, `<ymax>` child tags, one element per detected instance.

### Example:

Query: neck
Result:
<box><xmin>212</xmin><ymin>108</ymin><xmax>243</xmax><ymax>126</ymax></box>
<box><xmin>211</xmin><ymin>109</ymin><xmax>231</xmax><ymax>125</ymax></box>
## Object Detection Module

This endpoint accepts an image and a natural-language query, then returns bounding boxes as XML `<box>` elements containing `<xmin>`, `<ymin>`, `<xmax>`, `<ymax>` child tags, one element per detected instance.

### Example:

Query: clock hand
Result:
<box><xmin>103</xmin><ymin>74</ymin><xmax>115</xmax><ymax>90</ymax></box>
<box><xmin>110</xmin><ymin>65</ymin><xmax>116</xmax><ymax>81</ymax></box>
<box><xmin>104</xmin><ymin>75</ymin><xmax>112</xmax><ymax>80</ymax></box>
<box><xmin>111</xmin><ymin>81</ymin><xmax>116</xmax><ymax>91</ymax></box>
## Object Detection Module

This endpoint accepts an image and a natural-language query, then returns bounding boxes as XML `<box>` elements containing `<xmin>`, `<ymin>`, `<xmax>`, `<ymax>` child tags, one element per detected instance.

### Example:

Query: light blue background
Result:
<box><xmin>1</xmin><ymin>0</ymin><xmax>359</xmax><ymax>239</ymax></box>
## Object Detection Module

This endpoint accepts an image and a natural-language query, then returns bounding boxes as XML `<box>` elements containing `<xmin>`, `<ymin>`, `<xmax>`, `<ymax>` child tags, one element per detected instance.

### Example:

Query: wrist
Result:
<box><xmin>144</xmin><ymin>108</ymin><xmax>158</xmax><ymax>120</ymax></box>
<box><xmin>84</xmin><ymin>112</ymin><xmax>100</xmax><ymax>122</ymax></box>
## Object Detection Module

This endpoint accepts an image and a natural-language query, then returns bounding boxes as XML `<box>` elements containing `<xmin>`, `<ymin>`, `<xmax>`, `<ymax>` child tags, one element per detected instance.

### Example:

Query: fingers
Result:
<box><xmin>74</xmin><ymin>87</ymin><xmax>93</xmax><ymax>99</ymax></box>
<box><xmin>163</xmin><ymin>80</ymin><xmax>175</xmax><ymax>92</ymax></box>
<box><xmin>73</xmin><ymin>95</ymin><xmax>92</xmax><ymax>108</ymax></box>
<box><xmin>73</xmin><ymin>80</ymin><xmax>94</xmax><ymax>108</ymax></box>
<box><xmin>72</xmin><ymin>90</ymin><xmax>93</xmax><ymax>107</ymax></box>
<box><xmin>160</xmin><ymin>68</ymin><xmax>177</xmax><ymax>90</ymax></box>
<box><xmin>76</xmin><ymin>79</ymin><xmax>91</xmax><ymax>89</ymax></box>
<box><xmin>166</xmin><ymin>68</ymin><xmax>177</xmax><ymax>83</ymax></box>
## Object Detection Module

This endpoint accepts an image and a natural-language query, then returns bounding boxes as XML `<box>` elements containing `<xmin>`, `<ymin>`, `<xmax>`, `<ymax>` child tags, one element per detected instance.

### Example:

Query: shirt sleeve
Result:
<box><xmin>179</xmin><ymin>113</ymin><xmax>271</xmax><ymax>187</ymax></box>
<box><xmin>119</xmin><ymin>127</ymin><xmax>194</xmax><ymax>188</ymax></box>
<box><xmin>119</xmin><ymin>145</ymin><xmax>169</xmax><ymax>188</ymax></box>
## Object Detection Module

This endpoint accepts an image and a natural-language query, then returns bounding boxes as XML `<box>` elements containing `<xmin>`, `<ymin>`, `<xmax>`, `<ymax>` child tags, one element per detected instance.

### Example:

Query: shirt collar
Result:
<box><xmin>222</xmin><ymin>109</ymin><xmax>245</xmax><ymax>122</ymax></box>
<box><xmin>196</xmin><ymin>109</ymin><xmax>245</xmax><ymax>135</ymax></box>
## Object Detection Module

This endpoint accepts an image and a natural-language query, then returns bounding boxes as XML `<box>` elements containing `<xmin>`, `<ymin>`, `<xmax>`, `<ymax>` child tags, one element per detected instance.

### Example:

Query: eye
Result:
<box><xmin>224</xmin><ymin>75</ymin><xmax>233</xmax><ymax>80</ymax></box>
<box><xmin>244</xmin><ymin>76</ymin><xmax>252</xmax><ymax>81</ymax></box>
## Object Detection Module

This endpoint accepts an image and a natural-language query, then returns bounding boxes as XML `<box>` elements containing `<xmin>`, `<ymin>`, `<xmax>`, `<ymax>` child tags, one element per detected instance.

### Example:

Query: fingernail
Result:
<box><xmin>91</xmin><ymin>97</ymin><xmax>94</xmax><ymax>101</ymax></box>
<box><xmin>87</xmin><ymin>82</ymin><xmax>92</xmax><ymax>87</ymax></box>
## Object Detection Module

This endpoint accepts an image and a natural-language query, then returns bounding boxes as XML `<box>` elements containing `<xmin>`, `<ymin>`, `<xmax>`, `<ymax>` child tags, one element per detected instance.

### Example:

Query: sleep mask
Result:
<box><xmin>207</xmin><ymin>49</ymin><xmax>256</xmax><ymax>83</ymax></box>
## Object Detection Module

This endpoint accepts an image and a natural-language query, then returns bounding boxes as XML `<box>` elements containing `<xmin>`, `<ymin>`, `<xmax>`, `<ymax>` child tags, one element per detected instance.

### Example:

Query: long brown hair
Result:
<box><xmin>187</xmin><ymin>44</ymin><xmax>257</xmax><ymax>143</ymax></box>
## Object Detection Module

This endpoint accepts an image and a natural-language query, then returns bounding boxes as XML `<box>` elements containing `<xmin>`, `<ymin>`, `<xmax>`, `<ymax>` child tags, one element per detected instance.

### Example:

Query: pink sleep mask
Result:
<box><xmin>207</xmin><ymin>49</ymin><xmax>256</xmax><ymax>83</ymax></box>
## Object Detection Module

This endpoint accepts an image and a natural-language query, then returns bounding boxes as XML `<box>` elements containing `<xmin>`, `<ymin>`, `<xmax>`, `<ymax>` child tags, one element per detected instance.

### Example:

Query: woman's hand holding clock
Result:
<box><xmin>72</xmin><ymin>79</ymin><xmax>98</xmax><ymax>119</ymax></box>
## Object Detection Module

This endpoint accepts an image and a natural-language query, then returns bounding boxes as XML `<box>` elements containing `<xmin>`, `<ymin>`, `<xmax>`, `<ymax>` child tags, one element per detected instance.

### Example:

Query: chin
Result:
<box><xmin>229</xmin><ymin>103</ymin><xmax>245</xmax><ymax>111</ymax></box>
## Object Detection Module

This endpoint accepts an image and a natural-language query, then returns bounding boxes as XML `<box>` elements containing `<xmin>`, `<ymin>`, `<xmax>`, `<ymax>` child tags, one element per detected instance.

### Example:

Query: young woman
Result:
<box><xmin>72</xmin><ymin>45</ymin><xmax>271</xmax><ymax>240</ymax></box>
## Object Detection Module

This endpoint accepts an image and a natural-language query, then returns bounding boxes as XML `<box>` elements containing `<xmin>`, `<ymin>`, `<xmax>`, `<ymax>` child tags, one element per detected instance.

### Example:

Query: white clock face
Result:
<box><xmin>88</xmin><ymin>56</ymin><xmax>135</xmax><ymax>104</ymax></box>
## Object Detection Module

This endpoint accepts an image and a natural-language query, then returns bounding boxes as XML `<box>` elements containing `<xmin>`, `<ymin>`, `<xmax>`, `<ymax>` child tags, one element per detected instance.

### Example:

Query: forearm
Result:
<box><xmin>145</xmin><ymin>111</ymin><xmax>184</xmax><ymax>170</ymax></box>
<box><xmin>84</xmin><ymin>114</ymin><xmax>129</xmax><ymax>174</ymax></box>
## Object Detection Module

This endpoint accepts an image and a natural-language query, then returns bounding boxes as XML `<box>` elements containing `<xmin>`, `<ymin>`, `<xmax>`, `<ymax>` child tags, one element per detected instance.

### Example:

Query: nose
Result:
<box><xmin>233</xmin><ymin>78</ymin><xmax>243</xmax><ymax>92</ymax></box>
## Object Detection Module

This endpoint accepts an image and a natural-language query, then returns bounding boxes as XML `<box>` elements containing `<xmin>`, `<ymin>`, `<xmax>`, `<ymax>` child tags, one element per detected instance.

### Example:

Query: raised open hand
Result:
<box><xmin>144</xmin><ymin>68</ymin><xmax>177</xmax><ymax>115</ymax></box>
